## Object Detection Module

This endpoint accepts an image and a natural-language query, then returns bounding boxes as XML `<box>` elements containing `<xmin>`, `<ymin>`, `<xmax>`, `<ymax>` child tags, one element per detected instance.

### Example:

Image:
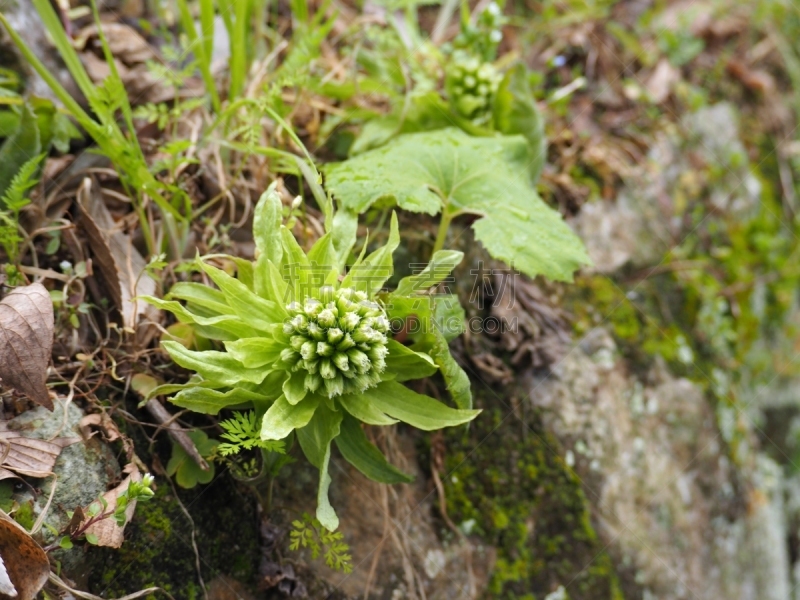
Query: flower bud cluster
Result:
<box><xmin>446</xmin><ymin>50</ymin><xmax>501</xmax><ymax>121</ymax></box>
<box><xmin>280</xmin><ymin>287</ymin><xmax>390</xmax><ymax>398</ymax></box>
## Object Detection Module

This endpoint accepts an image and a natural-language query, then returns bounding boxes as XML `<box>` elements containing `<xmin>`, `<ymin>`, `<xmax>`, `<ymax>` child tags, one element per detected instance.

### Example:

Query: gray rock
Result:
<box><xmin>0</xmin><ymin>0</ymin><xmax>80</xmax><ymax>101</ymax></box>
<box><xmin>11</xmin><ymin>398</ymin><xmax>119</xmax><ymax>572</ymax></box>
<box><xmin>272</xmin><ymin>433</ymin><xmax>492</xmax><ymax>599</ymax></box>
<box><xmin>573</xmin><ymin>102</ymin><xmax>761</xmax><ymax>274</ymax></box>
<box><xmin>529</xmin><ymin>328</ymin><xmax>792</xmax><ymax>599</ymax></box>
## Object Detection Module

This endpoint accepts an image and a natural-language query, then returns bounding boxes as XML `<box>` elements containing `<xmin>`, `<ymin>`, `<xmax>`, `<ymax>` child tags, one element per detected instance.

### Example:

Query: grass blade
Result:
<box><xmin>176</xmin><ymin>0</ymin><xmax>222</xmax><ymax>111</ymax></box>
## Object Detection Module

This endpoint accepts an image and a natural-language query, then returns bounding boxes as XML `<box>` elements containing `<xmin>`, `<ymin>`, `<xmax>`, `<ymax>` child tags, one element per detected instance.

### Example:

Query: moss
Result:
<box><xmin>441</xmin><ymin>394</ymin><xmax>624</xmax><ymax>600</ymax></box>
<box><xmin>87</xmin><ymin>475</ymin><xmax>260</xmax><ymax>599</ymax></box>
<box><xmin>13</xmin><ymin>500</ymin><xmax>35</xmax><ymax>531</ymax></box>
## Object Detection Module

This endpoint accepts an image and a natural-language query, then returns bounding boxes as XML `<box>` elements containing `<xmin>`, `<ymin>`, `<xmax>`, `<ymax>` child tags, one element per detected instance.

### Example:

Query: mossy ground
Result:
<box><xmin>86</xmin><ymin>421</ymin><xmax>261</xmax><ymax>600</ymax></box>
<box><xmin>440</xmin><ymin>389</ymin><xmax>624</xmax><ymax>600</ymax></box>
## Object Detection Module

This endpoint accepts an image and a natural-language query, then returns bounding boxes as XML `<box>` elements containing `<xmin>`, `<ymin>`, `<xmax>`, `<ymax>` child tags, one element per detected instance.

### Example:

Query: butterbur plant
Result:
<box><xmin>144</xmin><ymin>184</ymin><xmax>479</xmax><ymax>531</ymax></box>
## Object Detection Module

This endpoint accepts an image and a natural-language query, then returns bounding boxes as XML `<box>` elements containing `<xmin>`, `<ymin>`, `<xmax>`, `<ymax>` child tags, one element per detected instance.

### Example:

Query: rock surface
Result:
<box><xmin>573</xmin><ymin>102</ymin><xmax>762</xmax><ymax>273</ymax></box>
<box><xmin>0</xmin><ymin>0</ymin><xmax>80</xmax><ymax>101</ymax></box>
<box><xmin>10</xmin><ymin>398</ymin><xmax>119</xmax><ymax>574</ymax></box>
<box><xmin>271</xmin><ymin>434</ymin><xmax>493</xmax><ymax>599</ymax></box>
<box><xmin>530</xmin><ymin>327</ymin><xmax>791</xmax><ymax>599</ymax></box>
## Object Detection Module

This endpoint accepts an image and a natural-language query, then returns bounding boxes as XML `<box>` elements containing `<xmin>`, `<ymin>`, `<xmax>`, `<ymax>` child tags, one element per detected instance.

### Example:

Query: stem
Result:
<box><xmin>432</xmin><ymin>211</ymin><xmax>455</xmax><ymax>254</ymax></box>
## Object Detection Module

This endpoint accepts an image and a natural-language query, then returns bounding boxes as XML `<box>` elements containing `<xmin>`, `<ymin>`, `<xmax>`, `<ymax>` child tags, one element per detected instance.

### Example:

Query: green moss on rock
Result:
<box><xmin>442</xmin><ymin>396</ymin><xmax>623</xmax><ymax>599</ymax></box>
<box><xmin>88</xmin><ymin>476</ymin><xmax>260</xmax><ymax>598</ymax></box>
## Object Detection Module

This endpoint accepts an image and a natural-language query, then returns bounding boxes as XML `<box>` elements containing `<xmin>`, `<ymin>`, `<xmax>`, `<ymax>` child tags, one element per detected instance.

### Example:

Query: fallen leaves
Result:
<box><xmin>0</xmin><ymin>509</ymin><xmax>49</xmax><ymax>600</ymax></box>
<box><xmin>645</xmin><ymin>59</ymin><xmax>680</xmax><ymax>104</ymax></box>
<box><xmin>0</xmin><ymin>421</ymin><xmax>78</xmax><ymax>478</ymax></box>
<box><xmin>76</xmin><ymin>22</ymin><xmax>203</xmax><ymax>104</ymax></box>
<box><xmin>0</xmin><ymin>283</ymin><xmax>54</xmax><ymax>410</ymax></box>
<box><xmin>76</xmin><ymin>178</ymin><xmax>158</xmax><ymax>341</ymax></box>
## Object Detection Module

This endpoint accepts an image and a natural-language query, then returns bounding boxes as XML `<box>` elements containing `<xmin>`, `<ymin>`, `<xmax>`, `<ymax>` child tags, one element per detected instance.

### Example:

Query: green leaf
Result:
<box><xmin>350</xmin><ymin>92</ymin><xmax>455</xmax><ymax>155</ymax></box>
<box><xmin>363</xmin><ymin>381</ymin><xmax>479</xmax><ymax>430</ymax></box>
<box><xmin>283</xmin><ymin>370</ymin><xmax>308</xmax><ymax>405</ymax></box>
<box><xmin>331</xmin><ymin>209</ymin><xmax>358</xmax><ymax>269</ymax></box>
<box><xmin>280</xmin><ymin>227</ymin><xmax>312</xmax><ymax>302</ymax></box>
<box><xmin>297</xmin><ymin>403</ymin><xmax>343</xmax><ymax>531</ymax></box>
<box><xmin>145</xmin><ymin>378</ymin><xmax>222</xmax><ymax>401</ymax></box>
<box><xmin>337</xmin><ymin>393</ymin><xmax>398</xmax><ymax>426</ymax></box>
<box><xmin>0</xmin><ymin>152</ymin><xmax>45</xmax><ymax>214</ymax></box>
<box><xmin>162</xmin><ymin>341</ymin><xmax>268</xmax><ymax>386</ymax></box>
<box><xmin>0</xmin><ymin>105</ymin><xmax>41</xmax><ymax>207</ymax></box>
<box><xmin>51</xmin><ymin>109</ymin><xmax>82</xmax><ymax>154</ymax></box>
<box><xmin>261</xmin><ymin>394</ymin><xmax>320</xmax><ymax>440</ymax></box>
<box><xmin>341</xmin><ymin>211</ymin><xmax>400</xmax><ymax>294</ymax></box>
<box><xmin>432</xmin><ymin>294</ymin><xmax>466</xmax><ymax>343</ymax></box>
<box><xmin>324</xmin><ymin>128</ymin><xmax>590</xmax><ymax>282</ymax></box>
<box><xmin>231</xmin><ymin>256</ymin><xmax>255</xmax><ymax>289</ymax></box>
<box><xmin>335</xmin><ymin>414</ymin><xmax>413</xmax><ymax>484</ymax></box>
<box><xmin>384</xmin><ymin>339</ymin><xmax>437</xmax><ymax>382</ymax></box>
<box><xmin>253</xmin><ymin>182</ymin><xmax>284</xmax><ymax>265</ymax></box>
<box><xmin>171</xmin><ymin>387</ymin><xmax>272</xmax><ymax>415</ymax></box>
<box><xmin>224</xmin><ymin>337</ymin><xmax>283</xmax><ymax>368</ymax></box>
<box><xmin>167</xmin><ymin>283</ymin><xmax>230</xmax><ymax>316</ymax></box>
<box><xmin>306</xmin><ymin>231</ymin><xmax>339</xmax><ymax>279</ymax></box>
<box><xmin>493</xmin><ymin>64</ymin><xmax>547</xmax><ymax>184</ymax></box>
<box><xmin>166</xmin><ymin>430</ymin><xmax>217</xmax><ymax>489</ymax></box>
<box><xmin>297</xmin><ymin>403</ymin><xmax>342</xmax><ymax>468</ymax></box>
<box><xmin>393</xmin><ymin>250</ymin><xmax>463</xmax><ymax>297</ymax></box>
<box><xmin>425</xmin><ymin>328</ymin><xmax>472</xmax><ymax>409</ymax></box>
<box><xmin>255</xmin><ymin>257</ymin><xmax>290</xmax><ymax>306</ymax></box>
<box><xmin>315</xmin><ymin>443</ymin><xmax>338</xmax><ymax>531</ymax></box>
<box><xmin>175</xmin><ymin>0</ymin><xmax>221</xmax><ymax>111</ymax></box>
<box><xmin>142</xmin><ymin>296</ymin><xmax>251</xmax><ymax>340</ymax></box>
<box><xmin>197</xmin><ymin>259</ymin><xmax>286</xmax><ymax>329</ymax></box>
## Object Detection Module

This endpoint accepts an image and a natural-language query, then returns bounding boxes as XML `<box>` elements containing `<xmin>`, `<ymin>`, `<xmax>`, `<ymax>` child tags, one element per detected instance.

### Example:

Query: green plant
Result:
<box><xmin>0</xmin><ymin>0</ymin><xmax>189</xmax><ymax>257</ymax></box>
<box><xmin>290</xmin><ymin>512</ymin><xmax>352</xmax><ymax>573</ymax></box>
<box><xmin>143</xmin><ymin>183</ymin><xmax>479</xmax><ymax>530</ymax></box>
<box><xmin>450</xmin><ymin>1</ymin><xmax>506</xmax><ymax>62</ymax></box>
<box><xmin>0</xmin><ymin>152</ymin><xmax>44</xmax><ymax>270</ymax></box>
<box><xmin>47</xmin><ymin>474</ymin><xmax>156</xmax><ymax>551</ymax></box>
<box><xmin>445</xmin><ymin>50</ymin><xmax>502</xmax><ymax>122</ymax></box>
<box><xmin>324</xmin><ymin>128</ymin><xmax>589</xmax><ymax>280</ymax></box>
<box><xmin>218</xmin><ymin>411</ymin><xmax>284</xmax><ymax>456</ymax></box>
<box><xmin>166</xmin><ymin>430</ymin><xmax>219</xmax><ymax>489</ymax></box>
<box><xmin>45</xmin><ymin>260</ymin><xmax>94</xmax><ymax>330</ymax></box>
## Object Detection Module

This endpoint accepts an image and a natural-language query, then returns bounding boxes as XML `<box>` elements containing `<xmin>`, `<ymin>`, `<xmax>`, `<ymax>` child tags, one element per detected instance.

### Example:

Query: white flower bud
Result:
<box><xmin>317</xmin><ymin>308</ymin><xmax>337</xmax><ymax>328</ymax></box>
<box><xmin>327</xmin><ymin>328</ymin><xmax>344</xmax><ymax>345</ymax></box>
<box><xmin>332</xmin><ymin>353</ymin><xmax>350</xmax><ymax>372</ymax></box>
<box><xmin>319</xmin><ymin>359</ymin><xmax>336</xmax><ymax>380</ymax></box>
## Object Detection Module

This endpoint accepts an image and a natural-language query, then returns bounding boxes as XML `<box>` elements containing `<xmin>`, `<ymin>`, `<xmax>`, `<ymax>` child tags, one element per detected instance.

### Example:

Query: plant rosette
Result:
<box><xmin>143</xmin><ymin>183</ymin><xmax>479</xmax><ymax>530</ymax></box>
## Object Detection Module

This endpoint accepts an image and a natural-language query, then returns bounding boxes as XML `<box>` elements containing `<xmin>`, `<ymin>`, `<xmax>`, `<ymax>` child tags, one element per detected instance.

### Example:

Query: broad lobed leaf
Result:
<box><xmin>324</xmin><ymin>128</ymin><xmax>590</xmax><ymax>282</ymax></box>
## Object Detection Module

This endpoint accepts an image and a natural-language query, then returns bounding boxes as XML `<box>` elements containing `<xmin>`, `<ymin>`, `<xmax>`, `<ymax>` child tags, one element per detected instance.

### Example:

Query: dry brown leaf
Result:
<box><xmin>80</xmin><ymin>412</ymin><xmax>135</xmax><ymax>458</ymax></box>
<box><xmin>79</xmin><ymin>413</ymin><xmax>121</xmax><ymax>443</ymax></box>
<box><xmin>76</xmin><ymin>23</ymin><xmax>156</xmax><ymax>64</ymax></box>
<box><xmin>0</xmin><ymin>469</ymin><xmax>20</xmax><ymax>484</ymax></box>
<box><xmin>83</xmin><ymin>463</ymin><xmax>141</xmax><ymax>548</ymax></box>
<box><xmin>727</xmin><ymin>59</ymin><xmax>776</xmax><ymax>94</ymax></box>
<box><xmin>0</xmin><ymin>422</ymin><xmax>79</xmax><ymax>478</ymax></box>
<box><xmin>0</xmin><ymin>509</ymin><xmax>49</xmax><ymax>600</ymax></box>
<box><xmin>646</xmin><ymin>59</ymin><xmax>680</xmax><ymax>104</ymax></box>
<box><xmin>0</xmin><ymin>283</ymin><xmax>54</xmax><ymax>410</ymax></box>
<box><xmin>76</xmin><ymin>178</ymin><xmax>158</xmax><ymax>339</ymax></box>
